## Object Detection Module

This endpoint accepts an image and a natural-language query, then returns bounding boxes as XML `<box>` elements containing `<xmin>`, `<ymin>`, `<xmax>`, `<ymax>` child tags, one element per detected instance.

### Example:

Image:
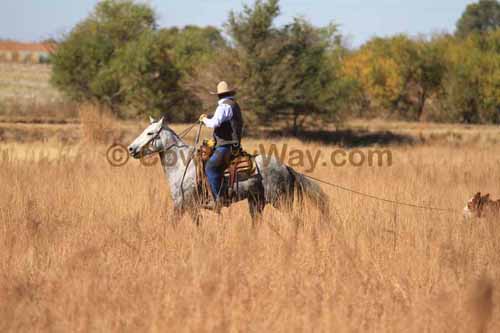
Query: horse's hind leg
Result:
<box><xmin>248</xmin><ymin>196</ymin><xmax>265</xmax><ymax>227</ymax></box>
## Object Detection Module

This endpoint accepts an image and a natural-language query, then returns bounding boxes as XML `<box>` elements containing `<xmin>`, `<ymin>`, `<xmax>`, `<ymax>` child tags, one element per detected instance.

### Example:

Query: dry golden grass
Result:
<box><xmin>1</xmin><ymin>123</ymin><xmax>500</xmax><ymax>332</ymax></box>
<box><xmin>0</xmin><ymin>63</ymin><xmax>78</xmax><ymax>124</ymax></box>
<box><xmin>79</xmin><ymin>104</ymin><xmax>122</xmax><ymax>144</ymax></box>
<box><xmin>0</xmin><ymin>63</ymin><xmax>59</xmax><ymax>101</ymax></box>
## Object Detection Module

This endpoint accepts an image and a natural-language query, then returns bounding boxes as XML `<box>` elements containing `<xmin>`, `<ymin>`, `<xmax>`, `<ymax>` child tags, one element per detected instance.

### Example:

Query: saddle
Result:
<box><xmin>195</xmin><ymin>139</ymin><xmax>257</xmax><ymax>204</ymax></box>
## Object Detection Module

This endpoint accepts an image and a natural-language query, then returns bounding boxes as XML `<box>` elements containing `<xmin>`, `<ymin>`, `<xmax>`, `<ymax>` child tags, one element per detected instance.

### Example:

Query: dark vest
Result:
<box><xmin>214</xmin><ymin>98</ymin><xmax>243</xmax><ymax>147</ymax></box>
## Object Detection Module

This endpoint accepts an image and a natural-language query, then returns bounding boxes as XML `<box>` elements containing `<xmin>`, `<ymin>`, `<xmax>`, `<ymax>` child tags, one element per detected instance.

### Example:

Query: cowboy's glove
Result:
<box><xmin>199</xmin><ymin>114</ymin><xmax>207</xmax><ymax>123</ymax></box>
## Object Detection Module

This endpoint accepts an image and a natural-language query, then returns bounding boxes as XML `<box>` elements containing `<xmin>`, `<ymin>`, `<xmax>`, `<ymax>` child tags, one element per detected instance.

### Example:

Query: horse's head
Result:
<box><xmin>128</xmin><ymin>116</ymin><xmax>173</xmax><ymax>159</ymax></box>
<box><xmin>464</xmin><ymin>192</ymin><xmax>481</xmax><ymax>219</ymax></box>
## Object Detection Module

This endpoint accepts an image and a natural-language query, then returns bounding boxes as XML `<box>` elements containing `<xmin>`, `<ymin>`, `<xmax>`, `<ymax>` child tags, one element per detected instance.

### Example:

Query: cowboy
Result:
<box><xmin>199</xmin><ymin>81</ymin><xmax>243</xmax><ymax>206</ymax></box>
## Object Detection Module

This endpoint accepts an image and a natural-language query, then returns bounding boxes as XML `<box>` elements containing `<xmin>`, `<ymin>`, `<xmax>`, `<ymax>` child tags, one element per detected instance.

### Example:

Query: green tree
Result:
<box><xmin>111</xmin><ymin>31</ymin><xmax>199</xmax><ymax>121</ymax></box>
<box><xmin>161</xmin><ymin>26</ymin><xmax>226</xmax><ymax>75</ymax></box>
<box><xmin>51</xmin><ymin>0</ymin><xmax>208</xmax><ymax>121</ymax></box>
<box><xmin>456</xmin><ymin>0</ymin><xmax>500</xmax><ymax>38</ymax></box>
<box><xmin>225</xmin><ymin>0</ymin><xmax>280</xmax><ymax>124</ymax></box>
<box><xmin>271</xmin><ymin>19</ymin><xmax>348</xmax><ymax>133</ymax></box>
<box><xmin>439</xmin><ymin>32</ymin><xmax>500</xmax><ymax>123</ymax></box>
<box><xmin>227</xmin><ymin>0</ymin><xmax>280</xmax><ymax>52</ymax></box>
<box><xmin>224</xmin><ymin>0</ymin><xmax>348</xmax><ymax>134</ymax></box>
<box><xmin>414</xmin><ymin>41</ymin><xmax>447</xmax><ymax>120</ymax></box>
<box><xmin>51</xmin><ymin>0</ymin><xmax>157</xmax><ymax>112</ymax></box>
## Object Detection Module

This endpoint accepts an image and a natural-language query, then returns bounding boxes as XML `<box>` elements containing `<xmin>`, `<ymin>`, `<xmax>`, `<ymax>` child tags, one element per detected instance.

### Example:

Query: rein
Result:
<box><xmin>180</xmin><ymin>122</ymin><xmax>203</xmax><ymax>206</ymax></box>
<box><xmin>142</xmin><ymin>121</ymin><xmax>198</xmax><ymax>156</ymax></box>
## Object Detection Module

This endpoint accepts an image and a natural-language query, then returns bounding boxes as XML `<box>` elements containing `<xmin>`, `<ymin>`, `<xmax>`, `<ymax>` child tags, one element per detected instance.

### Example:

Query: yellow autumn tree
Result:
<box><xmin>344</xmin><ymin>35</ymin><xmax>445</xmax><ymax>120</ymax></box>
<box><xmin>438</xmin><ymin>30</ymin><xmax>500</xmax><ymax>123</ymax></box>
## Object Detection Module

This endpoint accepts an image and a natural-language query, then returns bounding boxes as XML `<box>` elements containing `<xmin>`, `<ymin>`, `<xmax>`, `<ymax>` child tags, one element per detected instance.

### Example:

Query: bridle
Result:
<box><xmin>138</xmin><ymin>124</ymin><xmax>190</xmax><ymax>158</ymax></box>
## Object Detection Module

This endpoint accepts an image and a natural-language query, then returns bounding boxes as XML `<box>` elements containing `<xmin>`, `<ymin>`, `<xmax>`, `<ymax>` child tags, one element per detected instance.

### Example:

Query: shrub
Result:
<box><xmin>202</xmin><ymin>0</ymin><xmax>352</xmax><ymax>134</ymax></box>
<box><xmin>111</xmin><ymin>31</ymin><xmax>200</xmax><ymax>121</ymax></box>
<box><xmin>438</xmin><ymin>32</ymin><xmax>500</xmax><ymax>123</ymax></box>
<box><xmin>50</xmin><ymin>1</ymin><xmax>154</xmax><ymax>113</ymax></box>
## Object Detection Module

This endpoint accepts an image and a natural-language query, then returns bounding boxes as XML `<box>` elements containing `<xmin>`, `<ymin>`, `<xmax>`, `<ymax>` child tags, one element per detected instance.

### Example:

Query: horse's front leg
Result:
<box><xmin>174</xmin><ymin>188</ymin><xmax>202</xmax><ymax>226</ymax></box>
<box><xmin>188</xmin><ymin>207</ymin><xmax>202</xmax><ymax>227</ymax></box>
<box><xmin>172</xmin><ymin>203</ymin><xmax>201</xmax><ymax>227</ymax></box>
<box><xmin>171</xmin><ymin>205</ymin><xmax>185</xmax><ymax>227</ymax></box>
<box><xmin>172</xmin><ymin>203</ymin><xmax>202</xmax><ymax>227</ymax></box>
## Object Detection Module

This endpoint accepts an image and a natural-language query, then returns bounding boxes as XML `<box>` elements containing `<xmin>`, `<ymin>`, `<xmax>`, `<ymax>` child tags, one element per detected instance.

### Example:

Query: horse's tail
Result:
<box><xmin>287</xmin><ymin>166</ymin><xmax>330</xmax><ymax>218</ymax></box>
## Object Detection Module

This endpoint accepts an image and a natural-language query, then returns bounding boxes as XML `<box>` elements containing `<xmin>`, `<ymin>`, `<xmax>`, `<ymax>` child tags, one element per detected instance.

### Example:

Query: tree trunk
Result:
<box><xmin>416</xmin><ymin>89</ymin><xmax>427</xmax><ymax>121</ymax></box>
<box><xmin>292</xmin><ymin>111</ymin><xmax>299</xmax><ymax>137</ymax></box>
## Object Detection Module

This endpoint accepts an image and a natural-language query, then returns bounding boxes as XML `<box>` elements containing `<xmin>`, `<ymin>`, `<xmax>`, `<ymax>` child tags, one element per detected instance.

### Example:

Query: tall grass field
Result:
<box><xmin>1</xmin><ymin>118</ymin><xmax>500</xmax><ymax>331</ymax></box>
<box><xmin>1</xmin><ymin>64</ymin><xmax>499</xmax><ymax>332</ymax></box>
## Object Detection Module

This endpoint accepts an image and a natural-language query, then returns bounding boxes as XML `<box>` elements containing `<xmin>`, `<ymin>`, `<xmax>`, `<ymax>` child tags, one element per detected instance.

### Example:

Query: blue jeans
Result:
<box><xmin>205</xmin><ymin>146</ymin><xmax>231</xmax><ymax>200</ymax></box>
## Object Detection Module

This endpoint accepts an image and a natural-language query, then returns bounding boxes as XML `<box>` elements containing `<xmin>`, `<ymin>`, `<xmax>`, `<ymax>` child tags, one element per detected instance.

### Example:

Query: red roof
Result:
<box><xmin>0</xmin><ymin>41</ymin><xmax>56</xmax><ymax>53</ymax></box>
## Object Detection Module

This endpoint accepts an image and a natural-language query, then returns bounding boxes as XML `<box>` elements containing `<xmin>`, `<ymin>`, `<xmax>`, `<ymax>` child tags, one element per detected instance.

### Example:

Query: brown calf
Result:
<box><xmin>464</xmin><ymin>192</ymin><xmax>500</xmax><ymax>219</ymax></box>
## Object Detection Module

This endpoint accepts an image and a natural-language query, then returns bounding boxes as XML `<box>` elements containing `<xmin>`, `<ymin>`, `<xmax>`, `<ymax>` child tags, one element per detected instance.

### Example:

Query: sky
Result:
<box><xmin>1</xmin><ymin>0</ymin><xmax>475</xmax><ymax>47</ymax></box>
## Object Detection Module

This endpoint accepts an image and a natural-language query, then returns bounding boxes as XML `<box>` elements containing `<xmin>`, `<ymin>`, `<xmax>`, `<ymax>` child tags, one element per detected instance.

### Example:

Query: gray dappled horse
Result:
<box><xmin>128</xmin><ymin>117</ymin><xmax>329</xmax><ymax>225</ymax></box>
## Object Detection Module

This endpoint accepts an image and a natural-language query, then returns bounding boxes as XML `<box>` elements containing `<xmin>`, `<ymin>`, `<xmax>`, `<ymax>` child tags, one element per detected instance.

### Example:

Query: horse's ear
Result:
<box><xmin>149</xmin><ymin>116</ymin><xmax>155</xmax><ymax>124</ymax></box>
<box><xmin>160</xmin><ymin>117</ymin><xmax>166</xmax><ymax>125</ymax></box>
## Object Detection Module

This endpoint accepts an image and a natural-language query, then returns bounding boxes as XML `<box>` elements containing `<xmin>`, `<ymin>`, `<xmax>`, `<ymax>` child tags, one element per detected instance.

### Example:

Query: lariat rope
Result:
<box><xmin>179</xmin><ymin>122</ymin><xmax>203</xmax><ymax>206</ymax></box>
<box><xmin>176</xmin><ymin>121</ymin><xmax>200</xmax><ymax>140</ymax></box>
<box><xmin>303</xmin><ymin>174</ymin><xmax>461</xmax><ymax>214</ymax></box>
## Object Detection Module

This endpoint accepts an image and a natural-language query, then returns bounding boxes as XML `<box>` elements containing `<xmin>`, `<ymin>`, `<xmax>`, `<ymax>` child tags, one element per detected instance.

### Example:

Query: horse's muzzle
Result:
<box><xmin>128</xmin><ymin>146</ymin><xmax>140</xmax><ymax>158</ymax></box>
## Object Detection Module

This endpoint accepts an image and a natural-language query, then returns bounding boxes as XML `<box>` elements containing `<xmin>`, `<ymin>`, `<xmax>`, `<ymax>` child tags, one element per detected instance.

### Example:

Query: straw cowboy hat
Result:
<box><xmin>210</xmin><ymin>81</ymin><xmax>236</xmax><ymax>95</ymax></box>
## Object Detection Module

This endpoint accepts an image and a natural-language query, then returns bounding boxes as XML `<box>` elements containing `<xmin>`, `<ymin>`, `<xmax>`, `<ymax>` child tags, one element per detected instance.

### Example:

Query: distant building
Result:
<box><xmin>0</xmin><ymin>41</ymin><xmax>56</xmax><ymax>63</ymax></box>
